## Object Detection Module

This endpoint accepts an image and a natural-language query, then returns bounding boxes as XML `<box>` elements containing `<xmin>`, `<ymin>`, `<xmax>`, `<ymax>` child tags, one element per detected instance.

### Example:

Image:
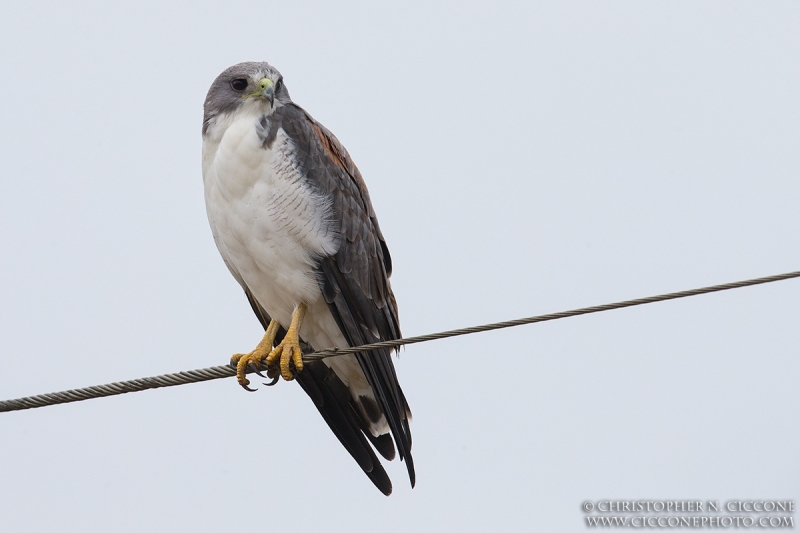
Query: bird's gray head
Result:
<box><xmin>203</xmin><ymin>62</ymin><xmax>292</xmax><ymax>136</ymax></box>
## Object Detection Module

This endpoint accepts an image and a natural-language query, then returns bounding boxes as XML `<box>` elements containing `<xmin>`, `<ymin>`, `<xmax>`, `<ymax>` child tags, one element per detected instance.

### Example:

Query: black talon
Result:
<box><xmin>251</xmin><ymin>357</ymin><xmax>266</xmax><ymax>377</ymax></box>
<box><xmin>240</xmin><ymin>381</ymin><xmax>258</xmax><ymax>392</ymax></box>
<box><xmin>251</xmin><ymin>358</ymin><xmax>266</xmax><ymax>376</ymax></box>
<box><xmin>263</xmin><ymin>375</ymin><xmax>279</xmax><ymax>386</ymax></box>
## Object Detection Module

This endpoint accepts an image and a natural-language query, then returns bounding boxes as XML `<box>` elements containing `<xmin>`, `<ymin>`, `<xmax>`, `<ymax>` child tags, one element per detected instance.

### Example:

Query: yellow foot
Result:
<box><xmin>231</xmin><ymin>319</ymin><xmax>280</xmax><ymax>391</ymax></box>
<box><xmin>266</xmin><ymin>303</ymin><xmax>307</xmax><ymax>381</ymax></box>
<box><xmin>266</xmin><ymin>335</ymin><xmax>304</xmax><ymax>381</ymax></box>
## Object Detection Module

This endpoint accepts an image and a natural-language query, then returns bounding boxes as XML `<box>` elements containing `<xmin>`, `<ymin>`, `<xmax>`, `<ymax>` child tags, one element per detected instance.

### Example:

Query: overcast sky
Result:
<box><xmin>1</xmin><ymin>1</ymin><xmax>798</xmax><ymax>531</ymax></box>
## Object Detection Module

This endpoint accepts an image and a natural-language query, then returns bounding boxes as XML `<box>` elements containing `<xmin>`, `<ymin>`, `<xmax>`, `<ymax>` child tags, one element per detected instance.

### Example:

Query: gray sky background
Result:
<box><xmin>1</xmin><ymin>1</ymin><xmax>798</xmax><ymax>531</ymax></box>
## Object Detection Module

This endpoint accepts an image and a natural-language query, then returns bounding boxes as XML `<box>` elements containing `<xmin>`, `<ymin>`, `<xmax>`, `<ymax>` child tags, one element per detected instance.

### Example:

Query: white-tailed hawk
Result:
<box><xmin>202</xmin><ymin>62</ymin><xmax>413</xmax><ymax>495</ymax></box>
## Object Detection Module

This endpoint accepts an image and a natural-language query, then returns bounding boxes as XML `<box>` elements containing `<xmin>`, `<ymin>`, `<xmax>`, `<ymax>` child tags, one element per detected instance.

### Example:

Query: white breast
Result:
<box><xmin>202</xmin><ymin>104</ymin><xmax>338</xmax><ymax>329</ymax></box>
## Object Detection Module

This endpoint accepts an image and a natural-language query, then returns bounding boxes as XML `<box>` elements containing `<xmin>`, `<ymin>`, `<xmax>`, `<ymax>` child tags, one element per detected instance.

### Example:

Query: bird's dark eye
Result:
<box><xmin>230</xmin><ymin>78</ymin><xmax>248</xmax><ymax>91</ymax></box>
<box><xmin>276</xmin><ymin>78</ymin><xmax>283</xmax><ymax>92</ymax></box>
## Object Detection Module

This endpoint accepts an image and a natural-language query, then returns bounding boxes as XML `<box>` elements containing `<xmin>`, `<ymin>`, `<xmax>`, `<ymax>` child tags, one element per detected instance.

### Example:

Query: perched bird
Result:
<box><xmin>201</xmin><ymin>62</ymin><xmax>414</xmax><ymax>495</ymax></box>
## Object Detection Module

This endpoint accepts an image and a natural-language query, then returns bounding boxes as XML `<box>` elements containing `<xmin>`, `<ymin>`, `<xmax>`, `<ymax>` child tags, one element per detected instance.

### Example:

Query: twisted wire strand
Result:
<box><xmin>2</xmin><ymin>269</ymin><xmax>799</xmax><ymax>413</ymax></box>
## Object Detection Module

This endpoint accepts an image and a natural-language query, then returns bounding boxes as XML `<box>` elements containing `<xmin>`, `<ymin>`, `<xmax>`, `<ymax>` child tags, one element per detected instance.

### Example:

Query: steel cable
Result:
<box><xmin>2</xmin><ymin>269</ymin><xmax>798</xmax><ymax>413</ymax></box>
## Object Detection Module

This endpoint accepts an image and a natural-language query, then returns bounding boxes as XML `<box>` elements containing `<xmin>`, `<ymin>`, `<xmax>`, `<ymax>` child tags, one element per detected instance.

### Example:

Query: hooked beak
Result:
<box><xmin>243</xmin><ymin>77</ymin><xmax>275</xmax><ymax>106</ymax></box>
<box><xmin>258</xmin><ymin>77</ymin><xmax>274</xmax><ymax>106</ymax></box>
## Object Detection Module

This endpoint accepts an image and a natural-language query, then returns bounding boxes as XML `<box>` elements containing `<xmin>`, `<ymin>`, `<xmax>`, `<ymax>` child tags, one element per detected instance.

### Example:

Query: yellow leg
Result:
<box><xmin>231</xmin><ymin>319</ymin><xmax>280</xmax><ymax>391</ymax></box>
<box><xmin>266</xmin><ymin>303</ymin><xmax>307</xmax><ymax>381</ymax></box>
